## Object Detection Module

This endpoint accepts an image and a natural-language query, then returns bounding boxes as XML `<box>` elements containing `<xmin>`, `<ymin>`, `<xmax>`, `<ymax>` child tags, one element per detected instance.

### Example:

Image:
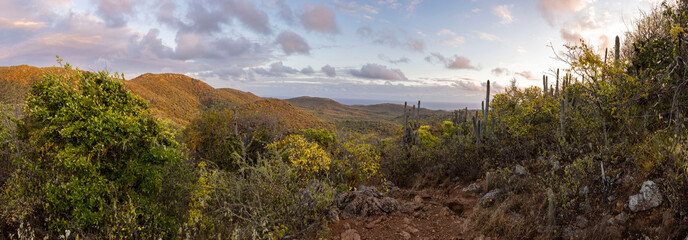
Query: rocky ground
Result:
<box><xmin>328</xmin><ymin>182</ymin><xmax>490</xmax><ymax>240</ymax></box>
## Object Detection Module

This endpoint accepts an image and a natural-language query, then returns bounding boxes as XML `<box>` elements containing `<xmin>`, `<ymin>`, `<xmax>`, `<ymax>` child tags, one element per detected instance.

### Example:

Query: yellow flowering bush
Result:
<box><xmin>267</xmin><ymin>134</ymin><xmax>332</xmax><ymax>179</ymax></box>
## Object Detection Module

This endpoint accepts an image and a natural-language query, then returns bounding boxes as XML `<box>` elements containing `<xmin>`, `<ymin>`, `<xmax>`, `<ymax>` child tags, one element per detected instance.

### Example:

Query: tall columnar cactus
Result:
<box><xmin>471</xmin><ymin>80</ymin><xmax>493</xmax><ymax>148</ymax></box>
<box><xmin>402</xmin><ymin>100</ymin><xmax>422</xmax><ymax>147</ymax></box>
<box><xmin>614</xmin><ymin>35</ymin><xmax>620</xmax><ymax>64</ymax></box>
<box><xmin>484</xmin><ymin>80</ymin><xmax>490</xmax><ymax>132</ymax></box>
<box><xmin>543</xmin><ymin>75</ymin><xmax>548</xmax><ymax>97</ymax></box>
<box><xmin>555</xmin><ymin>69</ymin><xmax>560</xmax><ymax>97</ymax></box>
<box><xmin>548</xmin><ymin>188</ymin><xmax>556</xmax><ymax>226</ymax></box>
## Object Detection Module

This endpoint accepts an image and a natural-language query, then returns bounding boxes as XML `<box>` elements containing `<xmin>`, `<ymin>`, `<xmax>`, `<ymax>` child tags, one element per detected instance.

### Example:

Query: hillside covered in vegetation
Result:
<box><xmin>1</xmin><ymin>1</ymin><xmax>688</xmax><ymax>239</ymax></box>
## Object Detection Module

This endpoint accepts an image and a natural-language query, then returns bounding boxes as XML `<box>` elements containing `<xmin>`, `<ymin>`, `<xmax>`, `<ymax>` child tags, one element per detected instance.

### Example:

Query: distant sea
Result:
<box><xmin>272</xmin><ymin>96</ymin><xmax>481</xmax><ymax>110</ymax></box>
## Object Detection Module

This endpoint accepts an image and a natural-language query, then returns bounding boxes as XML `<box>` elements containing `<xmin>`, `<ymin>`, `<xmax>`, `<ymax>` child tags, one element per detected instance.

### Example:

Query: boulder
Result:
<box><xmin>628</xmin><ymin>181</ymin><xmax>662</xmax><ymax>212</ymax></box>
<box><xmin>336</xmin><ymin>185</ymin><xmax>400</xmax><ymax>218</ymax></box>
<box><xmin>479</xmin><ymin>188</ymin><xmax>502</xmax><ymax>207</ymax></box>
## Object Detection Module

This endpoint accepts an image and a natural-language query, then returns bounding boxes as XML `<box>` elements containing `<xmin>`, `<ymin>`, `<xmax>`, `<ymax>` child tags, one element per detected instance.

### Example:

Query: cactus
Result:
<box><xmin>547</xmin><ymin>188</ymin><xmax>556</xmax><ymax>226</ymax></box>
<box><xmin>484</xmin><ymin>80</ymin><xmax>490</xmax><ymax>132</ymax></box>
<box><xmin>555</xmin><ymin>69</ymin><xmax>560</xmax><ymax>97</ymax></box>
<box><xmin>402</xmin><ymin>100</ymin><xmax>422</xmax><ymax>147</ymax></box>
<box><xmin>614</xmin><ymin>35</ymin><xmax>620</xmax><ymax>64</ymax></box>
<box><xmin>543</xmin><ymin>75</ymin><xmax>548</xmax><ymax>97</ymax></box>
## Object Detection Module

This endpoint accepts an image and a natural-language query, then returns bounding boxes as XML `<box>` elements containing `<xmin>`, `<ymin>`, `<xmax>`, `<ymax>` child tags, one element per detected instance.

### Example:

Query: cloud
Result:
<box><xmin>437</xmin><ymin>29</ymin><xmax>455</xmax><ymax>36</ymax></box>
<box><xmin>409</xmin><ymin>39</ymin><xmax>425</xmax><ymax>51</ymax></box>
<box><xmin>516</xmin><ymin>71</ymin><xmax>539</xmax><ymax>81</ymax></box>
<box><xmin>333</xmin><ymin>0</ymin><xmax>378</xmax><ymax>14</ymax></box>
<box><xmin>425</xmin><ymin>53</ymin><xmax>477</xmax><ymax>70</ymax></box>
<box><xmin>598</xmin><ymin>34</ymin><xmax>611</xmax><ymax>53</ymax></box>
<box><xmin>477</xmin><ymin>32</ymin><xmax>498</xmax><ymax>41</ymax></box>
<box><xmin>560</xmin><ymin>27</ymin><xmax>583</xmax><ymax>43</ymax></box>
<box><xmin>301</xmin><ymin>66</ymin><xmax>314</xmax><ymax>74</ymax></box>
<box><xmin>0</xmin><ymin>18</ymin><xmax>47</xmax><ymax>29</ymax></box>
<box><xmin>350</xmin><ymin>63</ymin><xmax>408</xmax><ymax>81</ymax></box>
<box><xmin>227</xmin><ymin>0</ymin><xmax>272</xmax><ymax>34</ymax></box>
<box><xmin>379</xmin><ymin>54</ymin><xmax>410</xmax><ymax>64</ymax></box>
<box><xmin>491</xmin><ymin>67</ymin><xmax>510</xmax><ymax>76</ymax></box>
<box><xmin>441</xmin><ymin>36</ymin><xmax>465</xmax><ymax>46</ymax></box>
<box><xmin>321</xmin><ymin>65</ymin><xmax>336</xmax><ymax>77</ymax></box>
<box><xmin>127</xmin><ymin>28</ymin><xmax>174</xmax><ymax>59</ymax></box>
<box><xmin>536</xmin><ymin>0</ymin><xmax>590</xmax><ymax>26</ymax></box>
<box><xmin>446</xmin><ymin>55</ymin><xmax>477</xmax><ymax>70</ymax></box>
<box><xmin>301</xmin><ymin>4</ymin><xmax>340</xmax><ymax>34</ymax></box>
<box><xmin>356</xmin><ymin>26</ymin><xmax>425</xmax><ymax>52</ymax></box>
<box><xmin>173</xmin><ymin>32</ymin><xmax>254</xmax><ymax>60</ymax></box>
<box><xmin>406</xmin><ymin>0</ymin><xmax>423</xmax><ymax>16</ymax></box>
<box><xmin>377</xmin><ymin>0</ymin><xmax>400</xmax><ymax>9</ymax></box>
<box><xmin>275</xmin><ymin>0</ymin><xmax>294</xmax><ymax>24</ymax></box>
<box><xmin>275</xmin><ymin>30</ymin><xmax>310</xmax><ymax>55</ymax></box>
<box><xmin>493</xmin><ymin>5</ymin><xmax>513</xmax><ymax>24</ymax></box>
<box><xmin>156</xmin><ymin>0</ymin><xmax>270</xmax><ymax>34</ymax></box>
<box><xmin>253</xmin><ymin>61</ymin><xmax>299</xmax><ymax>77</ymax></box>
<box><xmin>93</xmin><ymin>0</ymin><xmax>133</xmax><ymax>28</ymax></box>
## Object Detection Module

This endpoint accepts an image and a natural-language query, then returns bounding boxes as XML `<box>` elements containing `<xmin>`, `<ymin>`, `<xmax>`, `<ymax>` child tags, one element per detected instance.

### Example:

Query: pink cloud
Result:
<box><xmin>301</xmin><ymin>4</ymin><xmax>340</xmax><ymax>34</ymax></box>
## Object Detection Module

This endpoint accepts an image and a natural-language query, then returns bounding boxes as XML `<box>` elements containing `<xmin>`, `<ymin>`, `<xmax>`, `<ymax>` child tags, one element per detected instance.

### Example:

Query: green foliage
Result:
<box><xmin>2</xmin><ymin>65</ymin><xmax>185</xmax><ymax>238</ymax></box>
<box><xmin>440</xmin><ymin>121</ymin><xmax>458</xmax><ymax>139</ymax></box>
<box><xmin>418</xmin><ymin>125</ymin><xmax>438</xmax><ymax>149</ymax></box>
<box><xmin>268</xmin><ymin>134</ymin><xmax>332</xmax><ymax>180</ymax></box>
<box><xmin>182</xmin><ymin>110</ymin><xmax>243</xmax><ymax>171</ymax></box>
<box><xmin>331</xmin><ymin>134</ymin><xmax>382</xmax><ymax>190</ymax></box>
<box><xmin>299</xmin><ymin>128</ymin><xmax>336</xmax><ymax>148</ymax></box>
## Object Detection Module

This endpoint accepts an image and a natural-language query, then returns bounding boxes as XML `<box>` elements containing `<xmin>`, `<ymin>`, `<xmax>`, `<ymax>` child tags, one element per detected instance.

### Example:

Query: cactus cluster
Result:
<box><xmin>472</xmin><ymin>80</ymin><xmax>494</xmax><ymax>148</ymax></box>
<box><xmin>402</xmin><ymin>100</ymin><xmax>422</xmax><ymax>147</ymax></box>
<box><xmin>452</xmin><ymin>107</ymin><xmax>469</xmax><ymax>135</ymax></box>
<box><xmin>557</xmin><ymin>69</ymin><xmax>577</xmax><ymax>139</ymax></box>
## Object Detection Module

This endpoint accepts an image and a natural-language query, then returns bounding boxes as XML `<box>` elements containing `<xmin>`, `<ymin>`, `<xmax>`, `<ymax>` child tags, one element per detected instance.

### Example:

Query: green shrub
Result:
<box><xmin>1</xmin><ymin>66</ymin><xmax>185</xmax><ymax>238</ymax></box>
<box><xmin>299</xmin><ymin>128</ymin><xmax>336</xmax><ymax>148</ymax></box>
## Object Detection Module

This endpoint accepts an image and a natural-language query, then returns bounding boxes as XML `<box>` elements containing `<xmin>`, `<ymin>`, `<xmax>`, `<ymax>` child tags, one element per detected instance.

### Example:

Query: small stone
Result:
<box><xmin>608</xmin><ymin>195</ymin><xmax>616</xmax><ymax>202</ymax></box>
<box><xmin>341</xmin><ymin>229</ymin><xmax>361</xmax><ymax>240</ymax></box>
<box><xmin>462</xmin><ymin>183</ymin><xmax>482</xmax><ymax>195</ymax></box>
<box><xmin>414</xmin><ymin>195</ymin><xmax>423</xmax><ymax>203</ymax></box>
<box><xmin>403</xmin><ymin>217</ymin><xmax>411</xmax><ymax>224</ymax></box>
<box><xmin>629</xmin><ymin>180</ymin><xmax>662</xmax><ymax>212</ymax></box>
<box><xmin>365</xmin><ymin>218</ymin><xmax>382</xmax><ymax>229</ymax></box>
<box><xmin>514</xmin><ymin>165</ymin><xmax>527</xmax><ymax>175</ymax></box>
<box><xmin>401</xmin><ymin>201</ymin><xmax>424</xmax><ymax>214</ymax></box>
<box><xmin>551</xmin><ymin>161</ymin><xmax>560</xmax><ymax>171</ymax></box>
<box><xmin>407</xmin><ymin>225</ymin><xmax>419</xmax><ymax>234</ymax></box>
<box><xmin>579</xmin><ymin>186</ymin><xmax>589</xmax><ymax>196</ymax></box>
<box><xmin>607</xmin><ymin>212</ymin><xmax>628</xmax><ymax>225</ymax></box>
<box><xmin>401</xmin><ymin>231</ymin><xmax>412</xmax><ymax>240</ymax></box>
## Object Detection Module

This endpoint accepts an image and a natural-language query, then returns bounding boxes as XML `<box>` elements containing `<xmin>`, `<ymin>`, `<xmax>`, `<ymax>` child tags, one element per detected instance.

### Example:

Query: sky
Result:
<box><xmin>0</xmin><ymin>0</ymin><xmax>663</xmax><ymax>108</ymax></box>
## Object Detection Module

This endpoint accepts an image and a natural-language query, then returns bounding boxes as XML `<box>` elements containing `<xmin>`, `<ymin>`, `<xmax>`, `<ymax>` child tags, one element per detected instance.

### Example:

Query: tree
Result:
<box><xmin>2</xmin><ymin>65</ymin><xmax>184</xmax><ymax>238</ymax></box>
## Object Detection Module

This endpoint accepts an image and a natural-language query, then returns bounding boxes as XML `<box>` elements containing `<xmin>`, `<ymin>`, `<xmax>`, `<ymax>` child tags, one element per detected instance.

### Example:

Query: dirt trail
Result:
<box><xmin>330</xmin><ymin>183</ymin><xmax>482</xmax><ymax>240</ymax></box>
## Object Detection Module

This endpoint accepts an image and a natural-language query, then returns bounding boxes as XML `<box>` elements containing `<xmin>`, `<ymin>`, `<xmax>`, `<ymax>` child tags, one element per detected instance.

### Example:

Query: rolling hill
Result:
<box><xmin>0</xmin><ymin>65</ymin><xmax>331</xmax><ymax>131</ymax></box>
<box><xmin>124</xmin><ymin>73</ymin><xmax>261</xmax><ymax>125</ymax></box>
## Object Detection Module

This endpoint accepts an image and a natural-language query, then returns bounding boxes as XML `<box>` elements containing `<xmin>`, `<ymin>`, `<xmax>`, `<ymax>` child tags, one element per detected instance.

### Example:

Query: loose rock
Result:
<box><xmin>462</xmin><ymin>183</ymin><xmax>482</xmax><ymax>195</ymax></box>
<box><xmin>341</xmin><ymin>229</ymin><xmax>361</xmax><ymax>240</ymax></box>
<box><xmin>479</xmin><ymin>188</ymin><xmax>502</xmax><ymax>207</ymax></box>
<box><xmin>400</xmin><ymin>231</ymin><xmax>412</xmax><ymax>240</ymax></box>
<box><xmin>514</xmin><ymin>165</ymin><xmax>527</xmax><ymax>175</ymax></box>
<box><xmin>607</xmin><ymin>212</ymin><xmax>628</xmax><ymax>225</ymax></box>
<box><xmin>336</xmin><ymin>185</ymin><xmax>400</xmax><ymax>218</ymax></box>
<box><xmin>628</xmin><ymin>180</ymin><xmax>662</xmax><ymax>212</ymax></box>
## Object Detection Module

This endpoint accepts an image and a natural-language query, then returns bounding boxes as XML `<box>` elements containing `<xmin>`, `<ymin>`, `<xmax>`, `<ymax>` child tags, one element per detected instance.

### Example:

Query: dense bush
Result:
<box><xmin>1</xmin><ymin>66</ymin><xmax>188</xmax><ymax>238</ymax></box>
